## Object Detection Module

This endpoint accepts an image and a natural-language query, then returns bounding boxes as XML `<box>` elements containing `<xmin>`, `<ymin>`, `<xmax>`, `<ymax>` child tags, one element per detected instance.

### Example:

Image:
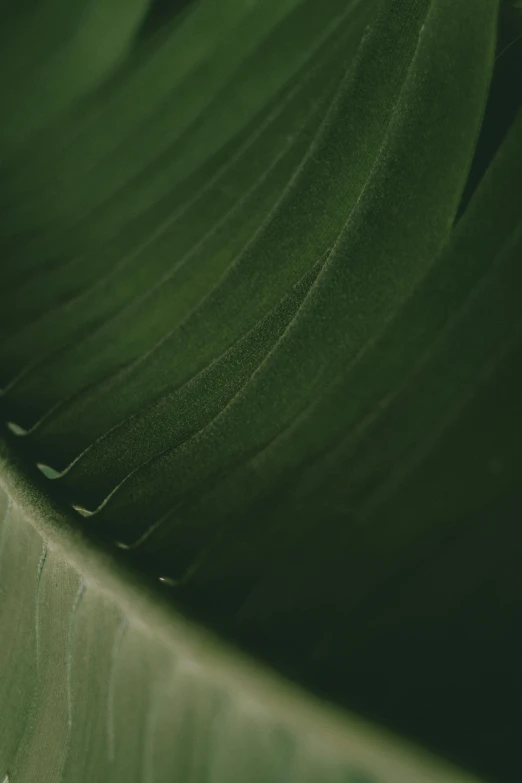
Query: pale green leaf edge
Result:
<box><xmin>0</xmin><ymin>435</ymin><xmax>490</xmax><ymax>783</ymax></box>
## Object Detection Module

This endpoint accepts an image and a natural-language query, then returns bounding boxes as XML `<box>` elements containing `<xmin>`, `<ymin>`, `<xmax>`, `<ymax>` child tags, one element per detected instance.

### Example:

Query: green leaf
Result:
<box><xmin>0</xmin><ymin>455</ymin><xmax>487</xmax><ymax>783</ymax></box>
<box><xmin>1</xmin><ymin>0</ymin><xmax>520</xmax><ymax>781</ymax></box>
